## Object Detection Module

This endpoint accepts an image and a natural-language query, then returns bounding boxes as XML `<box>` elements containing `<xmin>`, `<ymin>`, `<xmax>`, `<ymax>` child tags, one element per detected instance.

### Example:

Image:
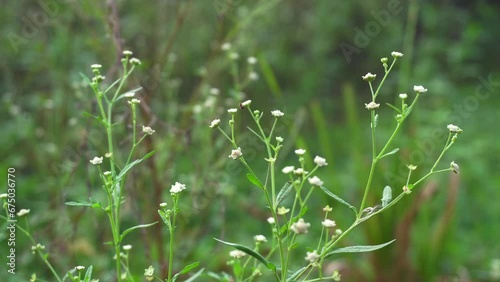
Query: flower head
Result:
<box><xmin>144</xmin><ymin>265</ymin><xmax>154</xmax><ymax>277</ymax></box>
<box><xmin>229</xmin><ymin>147</ymin><xmax>243</xmax><ymax>159</ymax></box>
<box><xmin>267</xmin><ymin>217</ymin><xmax>275</xmax><ymax>224</ymax></box>
<box><xmin>228</xmin><ymin>108</ymin><xmax>238</xmax><ymax>114</ymax></box>
<box><xmin>323</xmin><ymin>205</ymin><xmax>332</xmax><ymax>212</ymax></box>
<box><xmin>413</xmin><ymin>85</ymin><xmax>428</xmax><ymax>94</ymax></box>
<box><xmin>221</xmin><ymin>43</ymin><xmax>231</xmax><ymax>51</ymax></box>
<box><xmin>291</xmin><ymin>218</ymin><xmax>311</xmax><ymax>234</ymax></box>
<box><xmin>123</xmin><ymin>50</ymin><xmax>133</xmax><ymax>56</ymax></box>
<box><xmin>91</xmin><ymin>64</ymin><xmax>102</xmax><ymax>69</ymax></box>
<box><xmin>159</xmin><ymin>202</ymin><xmax>167</xmax><ymax>208</ymax></box>
<box><xmin>17</xmin><ymin>209</ymin><xmax>30</xmax><ymax>217</ymax></box>
<box><xmin>123</xmin><ymin>245</ymin><xmax>132</xmax><ymax>251</ymax></box>
<box><xmin>249</xmin><ymin>72</ymin><xmax>259</xmax><ymax>81</ymax></box>
<box><xmin>247</xmin><ymin>57</ymin><xmax>257</xmax><ymax>64</ymax></box>
<box><xmin>254</xmin><ymin>235</ymin><xmax>267</xmax><ymax>243</ymax></box>
<box><xmin>407</xmin><ymin>164</ymin><xmax>418</xmax><ymax>171</ymax></box>
<box><xmin>75</xmin><ymin>266</ymin><xmax>85</xmax><ymax>271</ymax></box>
<box><xmin>170</xmin><ymin>182</ymin><xmax>186</xmax><ymax>194</ymax></box>
<box><xmin>322</xmin><ymin>219</ymin><xmax>336</xmax><ymax>228</ymax></box>
<box><xmin>293</xmin><ymin>168</ymin><xmax>308</xmax><ymax>175</ymax></box>
<box><xmin>399</xmin><ymin>93</ymin><xmax>408</xmax><ymax>99</ymax></box>
<box><xmin>128</xmin><ymin>98</ymin><xmax>141</xmax><ymax>105</ymax></box>
<box><xmin>90</xmin><ymin>156</ymin><xmax>103</xmax><ymax>165</ymax></box>
<box><xmin>209</xmin><ymin>119</ymin><xmax>220</xmax><ymax>128</ymax></box>
<box><xmin>229</xmin><ymin>250</ymin><xmax>246</xmax><ymax>259</ymax></box>
<box><xmin>277</xmin><ymin>206</ymin><xmax>290</xmax><ymax>215</ymax></box>
<box><xmin>142</xmin><ymin>126</ymin><xmax>155</xmax><ymax>135</ymax></box>
<box><xmin>129</xmin><ymin>58</ymin><xmax>141</xmax><ymax>66</ymax></box>
<box><xmin>282</xmin><ymin>166</ymin><xmax>294</xmax><ymax>174</ymax></box>
<box><xmin>314</xmin><ymin>156</ymin><xmax>328</xmax><ymax>167</ymax></box>
<box><xmin>450</xmin><ymin>161</ymin><xmax>460</xmax><ymax>174</ymax></box>
<box><xmin>362</xmin><ymin>72</ymin><xmax>377</xmax><ymax>81</ymax></box>
<box><xmin>276</xmin><ymin>136</ymin><xmax>284</xmax><ymax>143</ymax></box>
<box><xmin>241</xmin><ymin>100</ymin><xmax>252</xmax><ymax>107</ymax></box>
<box><xmin>295</xmin><ymin>149</ymin><xmax>306</xmax><ymax>155</ymax></box>
<box><xmin>447</xmin><ymin>124</ymin><xmax>463</xmax><ymax>134</ymax></box>
<box><xmin>308</xmin><ymin>176</ymin><xmax>323</xmax><ymax>187</ymax></box>
<box><xmin>271</xmin><ymin>110</ymin><xmax>284</xmax><ymax>117</ymax></box>
<box><xmin>365</xmin><ymin>101</ymin><xmax>380</xmax><ymax>110</ymax></box>
<box><xmin>305</xmin><ymin>250</ymin><xmax>320</xmax><ymax>263</ymax></box>
<box><xmin>391</xmin><ymin>51</ymin><xmax>404</xmax><ymax>58</ymax></box>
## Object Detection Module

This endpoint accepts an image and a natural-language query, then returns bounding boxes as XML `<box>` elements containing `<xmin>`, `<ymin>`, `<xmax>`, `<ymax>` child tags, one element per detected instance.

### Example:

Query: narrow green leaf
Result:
<box><xmin>380</xmin><ymin>148</ymin><xmax>400</xmax><ymax>159</ymax></box>
<box><xmin>116</xmin><ymin>87</ymin><xmax>143</xmax><ymax>102</ymax></box>
<box><xmin>324</xmin><ymin>239</ymin><xmax>396</xmax><ymax>258</ymax></box>
<box><xmin>65</xmin><ymin>200</ymin><xmax>92</xmax><ymax>207</ymax></box>
<box><xmin>158</xmin><ymin>210</ymin><xmax>170</xmax><ymax>227</ymax></box>
<box><xmin>374</xmin><ymin>114</ymin><xmax>379</xmax><ymax>128</ymax></box>
<box><xmin>246</xmin><ymin>173</ymin><xmax>264</xmax><ymax>190</ymax></box>
<box><xmin>288</xmin><ymin>266</ymin><xmax>307</xmax><ymax>281</ymax></box>
<box><xmin>381</xmin><ymin>186</ymin><xmax>392</xmax><ymax>208</ymax></box>
<box><xmin>385</xmin><ymin>103</ymin><xmax>401</xmax><ymax>113</ymax></box>
<box><xmin>214</xmin><ymin>238</ymin><xmax>276</xmax><ymax>271</ymax></box>
<box><xmin>83</xmin><ymin>265</ymin><xmax>93</xmax><ymax>282</ymax></box>
<box><xmin>172</xmin><ymin>262</ymin><xmax>200</xmax><ymax>282</ymax></box>
<box><xmin>119</xmin><ymin>222</ymin><xmax>158</xmax><ymax>242</ymax></box>
<box><xmin>276</xmin><ymin>181</ymin><xmax>293</xmax><ymax>205</ymax></box>
<box><xmin>116</xmin><ymin>150</ymin><xmax>155</xmax><ymax>181</ymax></box>
<box><xmin>246</xmin><ymin>127</ymin><xmax>266</xmax><ymax>143</ymax></box>
<box><xmin>319</xmin><ymin>186</ymin><xmax>357</xmax><ymax>214</ymax></box>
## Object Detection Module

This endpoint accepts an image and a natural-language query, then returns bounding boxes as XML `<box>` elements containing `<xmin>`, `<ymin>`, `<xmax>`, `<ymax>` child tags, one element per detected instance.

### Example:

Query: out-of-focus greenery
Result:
<box><xmin>1</xmin><ymin>0</ymin><xmax>499</xmax><ymax>281</ymax></box>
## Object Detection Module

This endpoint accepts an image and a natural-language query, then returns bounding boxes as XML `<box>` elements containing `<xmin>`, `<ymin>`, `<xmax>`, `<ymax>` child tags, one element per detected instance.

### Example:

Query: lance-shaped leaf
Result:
<box><xmin>172</xmin><ymin>262</ymin><xmax>201</xmax><ymax>282</ymax></box>
<box><xmin>276</xmin><ymin>181</ymin><xmax>293</xmax><ymax>206</ymax></box>
<box><xmin>83</xmin><ymin>265</ymin><xmax>93</xmax><ymax>282</ymax></box>
<box><xmin>324</xmin><ymin>239</ymin><xmax>396</xmax><ymax>258</ymax></box>
<box><xmin>65</xmin><ymin>197</ymin><xmax>102</xmax><ymax>209</ymax></box>
<box><xmin>116</xmin><ymin>87</ymin><xmax>143</xmax><ymax>101</ymax></box>
<box><xmin>214</xmin><ymin>238</ymin><xmax>276</xmax><ymax>271</ymax></box>
<box><xmin>246</xmin><ymin>173</ymin><xmax>265</xmax><ymax>190</ymax></box>
<box><xmin>319</xmin><ymin>186</ymin><xmax>357</xmax><ymax>214</ymax></box>
<box><xmin>116</xmin><ymin>150</ymin><xmax>155</xmax><ymax>182</ymax></box>
<box><xmin>120</xmin><ymin>222</ymin><xmax>158</xmax><ymax>242</ymax></box>
<box><xmin>379</xmin><ymin>148</ymin><xmax>400</xmax><ymax>159</ymax></box>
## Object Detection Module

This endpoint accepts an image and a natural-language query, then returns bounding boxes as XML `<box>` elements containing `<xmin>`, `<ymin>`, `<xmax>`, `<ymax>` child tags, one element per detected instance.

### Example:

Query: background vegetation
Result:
<box><xmin>1</xmin><ymin>0</ymin><xmax>499</xmax><ymax>281</ymax></box>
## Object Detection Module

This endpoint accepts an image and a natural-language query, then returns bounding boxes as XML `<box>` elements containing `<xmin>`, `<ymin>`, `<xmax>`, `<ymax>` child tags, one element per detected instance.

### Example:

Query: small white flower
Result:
<box><xmin>123</xmin><ymin>245</ymin><xmax>132</xmax><ymax>251</ymax></box>
<box><xmin>129</xmin><ymin>58</ymin><xmax>141</xmax><ymax>65</ymax></box>
<box><xmin>159</xmin><ymin>202</ymin><xmax>167</xmax><ymax>208</ymax></box>
<box><xmin>295</xmin><ymin>149</ymin><xmax>306</xmax><ymax>155</ymax></box>
<box><xmin>291</xmin><ymin>218</ymin><xmax>311</xmax><ymax>234</ymax></box>
<box><xmin>228</xmin><ymin>108</ymin><xmax>238</xmax><ymax>114</ymax></box>
<box><xmin>170</xmin><ymin>182</ymin><xmax>186</xmax><ymax>194</ymax></box>
<box><xmin>450</xmin><ymin>161</ymin><xmax>460</xmax><ymax>174</ymax></box>
<box><xmin>308</xmin><ymin>176</ymin><xmax>323</xmax><ymax>187</ymax></box>
<box><xmin>413</xmin><ymin>85</ymin><xmax>428</xmax><ymax>93</ymax></box>
<box><xmin>0</xmin><ymin>193</ymin><xmax>7</xmax><ymax>199</ymax></box>
<box><xmin>229</xmin><ymin>250</ymin><xmax>246</xmax><ymax>259</ymax></box>
<box><xmin>271</xmin><ymin>110</ymin><xmax>284</xmax><ymax>117</ymax></box>
<box><xmin>75</xmin><ymin>266</ymin><xmax>85</xmax><ymax>271</ymax></box>
<box><xmin>305</xmin><ymin>250</ymin><xmax>320</xmax><ymax>263</ymax></box>
<box><xmin>365</xmin><ymin>101</ymin><xmax>380</xmax><ymax>110</ymax></box>
<box><xmin>241</xmin><ymin>100</ymin><xmax>252</xmax><ymax>107</ymax></box>
<box><xmin>209</xmin><ymin>88</ymin><xmax>220</xmax><ymax>95</ymax></box>
<box><xmin>90</xmin><ymin>156</ymin><xmax>103</xmax><ymax>165</ymax></box>
<box><xmin>128</xmin><ymin>98</ymin><xmax>141</xmax><ymax>105</ymax></box>
<box><xmin>229</xmin><ymin>147</ymin><xmax>243</xmax><ymax>159</ymax></box>
<box><xmin>209</xmin><ymin>119</ymin><xmax>220</xmax><ymax>128</ymax></box>
<box><xmin>267</xmin><ymin>217</ymin><xmax>275</xmax><ymax>224</ymax></box>
<box><xmin>447</xmin><ymin>124</ymin><xmax>463</xmax><ymax>134</ymax></box>
<box><xmin>123</xmin><ymin>50</ymin><xmax>133</xmax><ymax>56</ymax></box>
<box><xmin>247</xmin><ymin>57</ymin><xmax>257</xmax><ymax>64</ymax></box>
<box><xmin>399</xmin><ymin>93</ymin><xmax>408</xmax><ymax>99</ymax></box>
<box><xmin>142</xmin><ymin>126</ymin><xmax>155</xmax><ymax>135</ymax></box>
<box><xmin>323</xmin><ymin>205</ymin><xmax>332</xmax><ymax>212</ymax></box>
<box><xmin>249</xmin><ymin>72</ymin><xmax>259</xmax><ymax>81</ymax></box>
<box><xmin>282</xmin><ymin>165</ymin><xmax>295</xmax><ymax>174</ymax></box>
<box><xmin>391</xmin><ymin>51</ymin><xmax>404</xmax><ymax>58</ymax></box>
<box><xmin>276</xmin><ymin>136</ymin><xmax>284</xmax><ymax>143</ymax></box>
<box><xmin>105</xmin><ymin>152</ymin><xmax>112</xmax><ymax>158</ymax></box>
<box><xmin>362</xmin><ymin>72</ymin><xmax>376</xmax><ymax>81</ymax></box>
<box><xmin>103</xmin><ymin>171</ymin><xmax>111</xmax><ymax>176</ymax></box>
<box><xmin>17</xmin><ymin>209</ymin><xmax>30</xmax><ymax>217</ymax></box>
<box><xmin>314</xmin><ymin>156</ymin><xmax>328</xmax><ymax>167</ymax></box>
<box><xmin>91</xmin><ymin>64</ymin><xmax>102</xmax><ymax>69</ymax></box>
<box><xmin>254</xmin><ymin>235</ymin><xmax>267</xmax><ymax>243</ymax></box>
<box><xmin>293</xmin><ymin>168</ymin><xmax>307</xmax><ymax>175</ymax></box>
<box><xmin>144</xmin><ymin>265</ymin><xmax>154</xmax><ymax>277</ymax></box>
<box><xmin>322</xmin><ymin>219</ymin><xmax>336</xmax><ymax>228</ymax></box>
<box><xmin>229</xmin><ymin>52</ymin><xmax>239</xmax><ymax>60</ymax></box>
<box><xmin>277</xmin><ymin>206</ymin><xmax>290</xmax><ymax>215</ymax></box>
<box><xmin>403</xmin><ymin>185</ymin><xmax>411</xmax><ymax>194</ymax></box>
<box><xmin>221</xmin><ymin>43</ymin><xmax>231</xmax><ymax>51</ymax></box>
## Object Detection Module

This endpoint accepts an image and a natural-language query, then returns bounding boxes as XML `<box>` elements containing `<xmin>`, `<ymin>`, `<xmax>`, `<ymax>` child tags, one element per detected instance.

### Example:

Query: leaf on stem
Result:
<box><xmin>319</xmin><ymin>186</ymin><xmax>357</xmax><ymax>214</ymax></box>
<box><xmin>379</xmin><ymin>148</ymin><xmax>400</xmax><ymax>159</ymax></box>
<box><xmin>213</xmin><ymin>238</ymin><xmax>276</xmax><ymax>271</ymax></box>
<box><xmin>246</xmin><ymin>173</ymin><xmax>265</xmax><ymax>190</ymax></box>
<box><xmin>116</xmin><ymin>150</ymin><xmax>156</xmax><ymax>182</ymax></box>
<box><xmin>276</xmin><ymin>181</ymin><xmax>293</xmax><ymax>206</ymax></box>
<box><xmin>381</xmin><ymin>186</ymin><xmax>392</xmax><ymax>208</ymax></box>
<box><xmin>324</xmin><ymin>239</ymin><xmax>396</xmax><ymax>258</ymax></box>
<box><xmin>119</xmin><ymin>222</ymin><xmax>158</xmax><ymax>242</ymax></box>
<box><xmin>83</xmin><ymin>265</ymin><xmax>93</xmax><ymax>282</ymax></box>
<box><xmin>172</xmin><ymin>262</ymin><xmax>201</xmax><ymax>282</ymax></box>
<box><xmin>65</xmin><ymin>198</ymin><xmax>102</xmax><ymax>209</ymax></box>
<box><xmin>183</xmin><ymin>268</ymin><xmax>205</xmax><ymax>282</ymax></box>
<box><xmin>386</xmin><ymin>103</ymin><xmax>401</xmax><ymax>113</ymax></box>
<box><xmin>288</xmin><ymin>266</ymin><xmax>307</xmax><ymax>281</ymax></box>
<box><xmin>116</xmin><ymin>87</ymin><xmax>143</xmax><ymax>101</ymax></box>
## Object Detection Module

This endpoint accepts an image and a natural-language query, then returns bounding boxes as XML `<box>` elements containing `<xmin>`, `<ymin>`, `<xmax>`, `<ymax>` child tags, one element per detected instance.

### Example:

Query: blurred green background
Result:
<box><xmin>1</xmin><ymin>0</ymin><xmax>499</xmax><ymax>281</ymax></box>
